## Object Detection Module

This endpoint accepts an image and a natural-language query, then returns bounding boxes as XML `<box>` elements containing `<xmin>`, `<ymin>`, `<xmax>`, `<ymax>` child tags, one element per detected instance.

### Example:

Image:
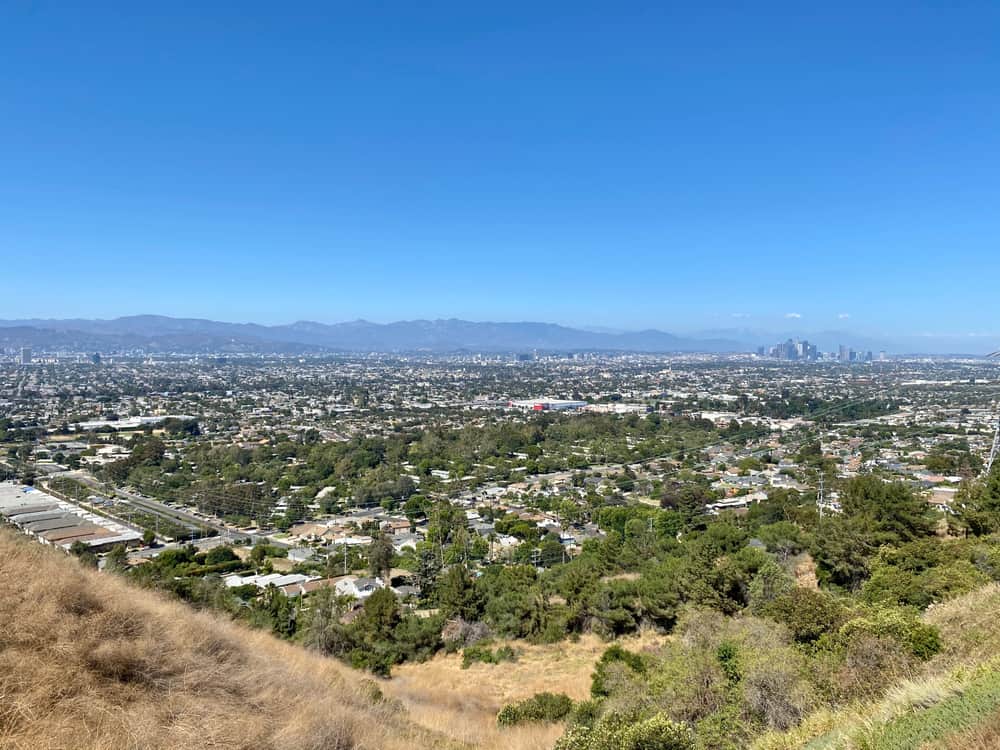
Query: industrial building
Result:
<box><xmin>72</xmin><ymin>414</ymin><xmax>196</xmax><ymax>431</ymax></box>
<box><xmin>0</xmin><ymin>483</ymin><xmax>142</xmax><ymax>551</ymax></box>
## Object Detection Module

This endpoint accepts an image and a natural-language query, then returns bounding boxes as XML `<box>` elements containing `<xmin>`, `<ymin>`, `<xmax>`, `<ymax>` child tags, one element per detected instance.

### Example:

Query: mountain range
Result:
<box><xmin>0</xmin><ymin>315</ymin><xmax>742</xmax><ymax>354</ymax></box>
<box><xmin>0</xmin><ymin>316</ymin><xmax>994</xmax><ymax>355</ymax></box>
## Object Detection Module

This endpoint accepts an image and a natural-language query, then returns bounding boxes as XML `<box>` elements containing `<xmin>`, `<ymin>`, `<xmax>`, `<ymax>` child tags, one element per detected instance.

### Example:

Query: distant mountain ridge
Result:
<box><xmin>0</xmin><ymin>315</ymin><xmax>742</xmax><ymax>354</ymax></box>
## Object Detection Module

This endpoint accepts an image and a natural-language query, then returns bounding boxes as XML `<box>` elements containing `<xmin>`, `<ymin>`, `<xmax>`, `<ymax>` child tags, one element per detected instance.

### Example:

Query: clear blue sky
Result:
<box><xmin>2</xmin><ymin>1</ymin><xmax>999</xmax><ymax>337</ymax></box>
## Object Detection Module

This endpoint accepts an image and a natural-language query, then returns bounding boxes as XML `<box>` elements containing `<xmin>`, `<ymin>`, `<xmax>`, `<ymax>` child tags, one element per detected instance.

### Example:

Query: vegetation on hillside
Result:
<box><xmin>529</xmin><ymin>467</ymin><xmax>1000</xmax><ymax>749</ymax></box>
<box><xmin>0</xmin><ymin>529</ymin><xmax>451</xmax><ymax>750</ymax></box>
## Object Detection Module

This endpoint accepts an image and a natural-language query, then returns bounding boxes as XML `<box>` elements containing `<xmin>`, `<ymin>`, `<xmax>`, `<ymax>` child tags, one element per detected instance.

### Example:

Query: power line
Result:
<box><xmin>985</xmin><ymin>415</ymin><xmax>1000</xmax><ymax>478</ymax></box>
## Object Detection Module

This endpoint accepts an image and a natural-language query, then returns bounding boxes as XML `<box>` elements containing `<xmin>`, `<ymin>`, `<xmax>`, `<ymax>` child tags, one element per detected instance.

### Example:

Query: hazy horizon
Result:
<box><xmin>2</xmin><ymin>312</ymin><xmax>998</xmax><ymax>354</ymax></box>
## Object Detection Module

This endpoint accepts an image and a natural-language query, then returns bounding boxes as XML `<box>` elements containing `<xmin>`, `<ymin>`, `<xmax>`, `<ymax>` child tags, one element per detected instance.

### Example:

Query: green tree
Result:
<box><xmin>436</xmin><ymin>565</ymin><xmax>481</xmax><ymax>620</ymax></box>
<box><xmin>756</xmin><ymin>521</ymin><xmax>805</xmax><ymax>560</ymax></box>
<box><xmin>841</xmin><ymin>476</ymin><xmax>934</xmax><ymax>544</ymax></box>
<box><xmin>358</xmin><ymin>588</ymin><xmax>401</xmax><ymax>642</ymax></box>
<box><xmin>748</xmin><ymin>558</ymin><xmax>795</xmax><ymax>613</ymax></box>
<box><xmin>811</xmin><ymin>516</ymin><xmax>872</xmax><ymax>590</ymax></box>
<box><xmin>957</xmin><ymin>467</ymin><xmax>1000</xmax><ymax>536</ymax></box>
<box><xmin>104</xmin><ymin>543</ymin><xmax>129</xmax><ymax>573</ymax></box>
<box><xmin>368</xmin><ymin>530</ymin><xmax>395</xmax><ymax>580</ymax></box>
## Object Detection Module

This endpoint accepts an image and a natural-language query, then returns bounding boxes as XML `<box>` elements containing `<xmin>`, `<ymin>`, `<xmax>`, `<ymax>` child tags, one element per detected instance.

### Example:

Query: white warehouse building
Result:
<box><xmin>508</xmin><ymin>398</ymin><xmax>588</xmax><ymax>412</ymax></box>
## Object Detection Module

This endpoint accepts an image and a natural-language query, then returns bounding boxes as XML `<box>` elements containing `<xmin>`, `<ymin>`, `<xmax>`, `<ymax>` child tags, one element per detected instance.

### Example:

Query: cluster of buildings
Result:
<box><xmin>0</xmin><ymin>483</ymin><xmax>142</xmax><ymax>551</ymax></box>
<box><xmin>838</xmin><ymin>345</ymin><xmax>880</xmax><ymax>363</ymax></box>
<box><xmin>756</xmin><ymin>340</ymin><xmax>883</xmax><ymax>364</ymax></box>
<box><xmin>3</xmin><ymin>352</ymin><xmax>1000</xmax><ymax>600</ymax></box>
<box><xmin>760</xmin><ymin>339</ymin><xmax>820</xmax><ymax>361</ymax></box>
<box><xmin>507</xmin><ymin>398</ymin><xmax>588</xmax><ymax>411</ymax></box>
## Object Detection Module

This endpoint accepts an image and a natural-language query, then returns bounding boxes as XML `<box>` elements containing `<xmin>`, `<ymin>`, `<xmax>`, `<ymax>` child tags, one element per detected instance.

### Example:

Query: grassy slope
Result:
<box><xmin>753</xmin><ymin>585</ymin><xmax>1000</xmax><ymax>750</ymax></box>
<box><xmin>0</xmin><ymin>529</ymin><xmax>456</xmax><ymax>750</ymax></box>
<box><xmin>10</xmin><ymin>523</ymin><xmax>999</xmax><ymax>750</ymax></box>
<box><xmin>385</xmin><ymin>630</ymin><xmax>667</xmax><ymax>749</ymax></box>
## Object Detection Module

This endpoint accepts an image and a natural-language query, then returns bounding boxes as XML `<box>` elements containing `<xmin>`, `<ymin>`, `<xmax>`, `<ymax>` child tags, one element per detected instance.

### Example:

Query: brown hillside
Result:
<box><xmin>0</xmin><ymin>530</ymin><xmax>454</xmax><ymax>750</ymax></box>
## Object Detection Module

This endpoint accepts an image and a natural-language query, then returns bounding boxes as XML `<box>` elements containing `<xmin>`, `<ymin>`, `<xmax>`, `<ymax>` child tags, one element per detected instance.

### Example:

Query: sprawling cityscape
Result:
<box><xmin>4</xmin><ymin>348</ymin><xmax>997</xmax><ymax>563</ymax></box>
<box><xmin>5</xmin><ymin>339</ymin><xmax>1000</xmax><ymax>750</ymax></box>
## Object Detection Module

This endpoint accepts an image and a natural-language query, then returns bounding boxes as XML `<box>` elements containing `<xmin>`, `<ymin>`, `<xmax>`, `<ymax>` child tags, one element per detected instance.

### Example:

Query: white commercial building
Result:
<box><xmin>508</xmin><ymin>398</ymin><xmax>588</xmax><ymax>412</ymax></box>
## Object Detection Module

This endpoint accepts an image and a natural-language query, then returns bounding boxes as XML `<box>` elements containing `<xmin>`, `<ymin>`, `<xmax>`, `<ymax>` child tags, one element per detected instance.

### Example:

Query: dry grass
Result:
<box><xmin>383</xmin><ymin>630</ymin><xmax>666</xmax><ymax>749</ymax></box>
<box><xmin>0</xmin><ymin>529</ymin><xmax>456</xmax><ymax>750</ymax></box>
<box><xmin>924</xmin><ymin>584</ymin><xmax>1000</xmax><ymax>670</ymax></box>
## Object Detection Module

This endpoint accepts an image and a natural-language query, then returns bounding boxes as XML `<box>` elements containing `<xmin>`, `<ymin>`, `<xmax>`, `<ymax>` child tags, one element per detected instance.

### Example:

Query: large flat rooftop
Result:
<box><xmin>0</xmin><ymin>483</ymin><xmax>142</xmax><ymax>549</ymax></box>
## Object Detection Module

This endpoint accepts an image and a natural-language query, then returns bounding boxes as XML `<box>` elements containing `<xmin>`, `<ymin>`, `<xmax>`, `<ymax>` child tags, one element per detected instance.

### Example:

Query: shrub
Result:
<box><xmin>461</xmin><ymin>641</ymin><xmax>494</xmax><ymax>667</ymax></box>
<box><xmin>554</xmin><ymin>713</ymin><xmax>631</xmax><ymax>750</ymax></box>
<box><xmin>592</xmin><ymin>644</ymin><xmax>646</xmax><ymax>697</ymax></box>
<box><xmin>741</xmin><ymin>662</ymin><xmax>813</xmax><ymax>730</ymax></box>
<box><xmin>497</xmin><ymin>692</ymin><xmax>573</xmax><ymax>726</ymax></box>
<box><xmin>554</xmin><ymin>712</ymin><xmax>694</xmax><ymax>750</ymax></box>
<box><xmin>863</xmin><ymin>555</ymin><xmax>989</xmax><ymax>609</ymax></box>
<box><xmin>568</xmin><ymin>699</ymin><xmax>601</xmax><ymax>729</ymax></box>
<box><xmin>461</xmin><ymin>641</ymin><xmax>518</xmax><ymax>668</ymax></box>
<box><xmin>839</xmin><ymin>608</ymin><xmax>942</xmax><ymax>660</ymax></box>
<box><xmin>748</xmin><ymin>559</ymin><xmax>794</xmax><ymax>614</ymax></box>
<box><xmin>204</xmin><ymin>545</ymin><xmax>238</xmax><ymax>565</ymax></box>
<box><xmin>619</xmin><ymin>713</ymin><xmax>695</xmax><ymax>750</ymax></box>
<box><xmin>694</xmin><ymin>702</ymin><xmax>752</xmax><ymax>750</ymax></box>
<box><xmin>823</xmin><ymin>634</ymin><xmax>915</xmax><ymax>702</ymax></box>
<box><xmin>716</xmin><ymin>641</ymin><xmax>741</xmax><ymax>684</ymax></box>
<box><xmin>554</xmin><ymin>723</ymin><xmax>598</xmax><ymax>750</ymax></box>
<box><xmin>761</xmin><ymin>588</ymin><xmax>845</xmax><ymax>644</ymax></box>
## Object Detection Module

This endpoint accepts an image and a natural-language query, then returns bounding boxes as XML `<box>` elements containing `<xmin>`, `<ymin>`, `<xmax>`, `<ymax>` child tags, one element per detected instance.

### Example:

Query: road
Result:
<box><xmin>51</xmin><ymin>470</ymin><xmax>257</xmax><ymax>544</ymax></box>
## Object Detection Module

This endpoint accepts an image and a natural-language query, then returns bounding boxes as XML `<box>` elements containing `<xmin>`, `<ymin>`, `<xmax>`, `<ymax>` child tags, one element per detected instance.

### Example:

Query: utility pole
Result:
<box><xmin>985</xmin><ymin>414</ymin><xmax>1000</xmax><ymax>478</ymax></box>
<box><xmin>818</xmin><ymin>475</ymin><xmax>825</xmax><ymax>522</ymax></box>
<box><xmin>436</xmin><ymin>504</ymin><xmax>443</xmax><ymax>566</ymax></box>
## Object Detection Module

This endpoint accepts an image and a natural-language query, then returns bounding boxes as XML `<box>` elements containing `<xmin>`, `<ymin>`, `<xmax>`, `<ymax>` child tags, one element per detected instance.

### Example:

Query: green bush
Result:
<box><xmin>838</xmin><ymin>607</ymin><xmax>942</xmax><ymax>660</ymax></box>
<box><xmin>761</xmin><ymin>588</ymin><xmax>846</xmax><ymax>644</ymax></box>
<box><xmin>497</xmin><ymin>692</ymin><xmax>573</xmax><ymax>726</ymax></box>
<box><xmin>694</xmin><ymin>701</ymin><xmax>753</xmax><ymax>750</ymax></box>
<box><xmin>568</xmin><ymin>699</ymin><xmax>601</xmax><ymax>729</ymax></box>
<box><xmin>591</xmin><ymin>645</ymin><xmax>647</xmax><ymax>697</ymax></box>
<box><xmin>716</xmin><ymin>641</ymin><xmax>741</xmax><ymax>684</ymax></box>
<box><xmin>620</xmin><ymin>713</ymin><xmax>695</xmax><ymax>750</ymax></box>
<box><xmin>554</xmin><ymin>712</ymin><xmax>693</xmax><ymax>750</ymax></box>
<box><xmin>554</xmin><ymin>723</ymin><xmax>598</xmax><ymax>750</ymax></box>
<box><xmin>461</xmin><ymin>641</ymin><xmax>518</xmax><ymax>669</ymax></box>
<box><xmin>205</xmin><ymin>545</ymin><xmax>239</xmax><ymax>565</ymax></box>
